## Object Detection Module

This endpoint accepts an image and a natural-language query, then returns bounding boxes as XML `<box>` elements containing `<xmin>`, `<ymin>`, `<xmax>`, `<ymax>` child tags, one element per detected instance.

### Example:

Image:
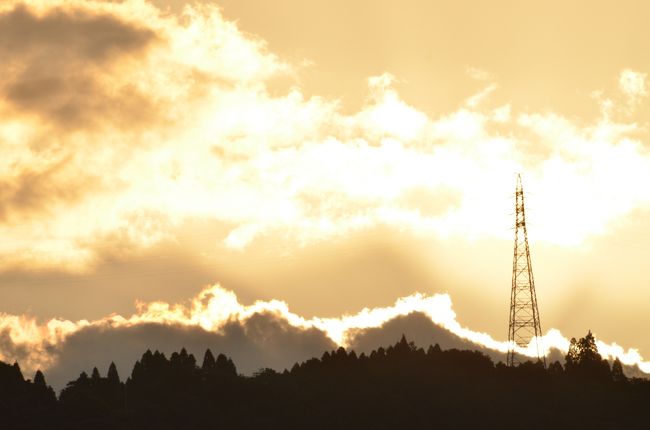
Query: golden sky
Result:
<box><xmin>2</xmin><ymin>0</ymin><xmax>650</xmax><ymax>385</ymax></box>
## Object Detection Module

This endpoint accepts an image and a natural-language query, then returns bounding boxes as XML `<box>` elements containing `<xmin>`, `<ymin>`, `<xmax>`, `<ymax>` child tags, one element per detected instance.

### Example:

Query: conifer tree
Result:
<box><xmin>202</xmin><ymin>349</ymin><xmax>216</xmax><ymax>370</ymax></box>
<box><xmin>611</xmin><ymin>358</ymin><xmax>627</xmax><ymax>382</ymax></box>
<box><xmin>107</xmin><ymin>362</ymin><xmax>120</xmax><ymax>384</ymax></box>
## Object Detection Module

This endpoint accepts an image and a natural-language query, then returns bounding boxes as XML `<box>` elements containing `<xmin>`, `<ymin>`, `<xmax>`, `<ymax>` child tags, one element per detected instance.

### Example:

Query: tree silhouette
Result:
<box><xmin>565</xmin><ymin>330</ymin><xmax>611</xmax><ymax>380</ymax></box>
<box><xmin>91</xmin><ymin>366</ymin><xmax>101</xmax><ymax>381</ymax></box>
<box><xmin>215</xmin><ymin>352</ymin><xmax>237</xmax><ymax>376</ymax></box>
<box><xmin>33</xmin><ymin>370</ymin><xmax>46</xmax><ymax>388</ymax></box>
<box><xmin>577</xmin><ymin>331</ymin><xmax>600</xmax><ymax>363</ymax></box>
<box><xmin>547</xmin><ymin>360</ymin><xmax>564</xmax><ymax>377</ymax></box>
<box><xmin>2</xmin><ymin>335</ymin><xmax>649</xmax><ymax>428</ymax></box>
<box><xmin>566</xmin><ymin>337</ymin><xmax>580</xmax><ymax>367</ymax></box>
<box><xmin>107</xmin><ymin>362</ymin><xmax>120</xmax><ymax>384</ymax></box>
<box><xmin>611</xmin><ymin>357</ymin><xmax>627</xmax><ymax>383</ymax></box>
<box><xmin>202</xmin><ymin>349</ymin><xmax>216</xmax><ymax>370</ymax></box>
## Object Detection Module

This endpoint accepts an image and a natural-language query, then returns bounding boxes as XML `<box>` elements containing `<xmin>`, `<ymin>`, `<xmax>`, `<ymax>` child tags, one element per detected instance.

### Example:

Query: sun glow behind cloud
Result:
<box><xmin>1</xmin><ymin>284</ymin><xmax>649</xmax><ymax>377</ymax></box>
<box><xmin>0</xmin><ymin>1</ymin><xmax>649</xmax><ymax>272</ymax></box>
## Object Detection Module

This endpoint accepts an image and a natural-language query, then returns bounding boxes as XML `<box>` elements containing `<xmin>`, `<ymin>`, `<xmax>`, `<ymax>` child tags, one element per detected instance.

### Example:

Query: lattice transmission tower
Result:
<box><xmin>507</xmin><ymin>174</ymin><xmax>545</xmax><ymax>367</ymax></box>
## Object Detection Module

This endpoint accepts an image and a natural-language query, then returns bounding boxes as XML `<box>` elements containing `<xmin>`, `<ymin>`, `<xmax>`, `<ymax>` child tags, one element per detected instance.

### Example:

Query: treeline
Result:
<box><xmin>1</xmin><ymin>332</ymin><xmax>650</xmax><ymax>429</ymax></box>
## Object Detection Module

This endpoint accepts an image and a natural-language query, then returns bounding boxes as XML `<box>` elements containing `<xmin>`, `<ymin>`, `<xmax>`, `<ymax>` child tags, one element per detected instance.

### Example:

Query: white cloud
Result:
<box><xmin>1</xmin><ymin>283</ymin><xmax>648</xmax><ymax>388</ymax></box>
<box><xmin>619</xmin><ymin>69</ymin><xmax>647</xmax><ymax>99</ymax></box>
<box><xmin>465</xmin><ymin>83</ymin><xmax>498</xmax><ymax>108</ymax></box>
<box><xmin>465</xmin><ymin>66</ymin><xmax>494</xmax><ymax>82</ymax></box>
<box><xmin>0</xmin><ymin>1</ymin><xmax>649</xmax><ymax>270</ymax></box>
<box><xmin>619</xmin><ymin>69</ymin><xmax>648</xmax><ymax>110</ymax></box>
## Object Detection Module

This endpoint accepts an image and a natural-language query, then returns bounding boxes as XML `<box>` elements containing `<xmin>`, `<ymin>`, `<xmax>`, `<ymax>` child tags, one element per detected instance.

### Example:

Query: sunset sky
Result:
<box><xmin>2</xmin><ymin>0</ymin><xmax>650</xmax><ymax>387</ymax></box>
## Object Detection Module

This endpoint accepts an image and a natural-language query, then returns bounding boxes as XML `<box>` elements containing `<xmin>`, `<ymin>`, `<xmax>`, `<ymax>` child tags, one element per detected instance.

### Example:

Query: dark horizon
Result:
<box><xmin>1</xmin><ymin>333</ymin><xmax>647</xmax><ymax>428</ymax></box>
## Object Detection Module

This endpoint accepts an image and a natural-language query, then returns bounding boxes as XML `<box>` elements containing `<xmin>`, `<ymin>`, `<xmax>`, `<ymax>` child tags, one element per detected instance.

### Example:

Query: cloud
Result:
<box><xmin>465</xmin><ymin>83</ymin><xmax>498</xmax><ymax>108</ymax></box>
<box><xmin>0</xmin><ymin>329</ymin><xmax>32</xmax><ymax>367</ymax></box>
<box><xmin>0</xmin><ymin>0</ymin><xmax>294</xmax><ymax>268</ymax></box>
<box><xmin>0</xmin><ymin>1</ymin><xmax>648</xmax><ymax>273</ymax></box>
<box><xmin>346</xmin><ymin>312</ymin><xmax>505</xmax><ymax>362</ymax></box>
<box><xmin>0</xmin><ymin>283</ymin><xmax>648</xmax><ymax>390</ymax></box>
<box><xmin>43</xmin><ymin>313</ymin><xmax>335</xmax><ymax>391</ymax></box>
<box><xmin>0</xmin><ymin>4</ymin><xmax>154</xmax><ymax>59</ymax></box>
<box><xmin>0</xmin><ymin>3</ymin><xmax>158</xmax><ymax>128</ymax></box>
<box><xmin>619</xmin><ymin>69</ymin><xmax>647</xmax><ymax>109</ymax></box>
<box><xmin>0</xmin><ymin>156</ymin><xmax>102</xmax><ymax>224</ymax></box>
<box><xmin>465</xmin><ymin>67</ymin><xmax>494</xmax><ymax>82</ymax></box>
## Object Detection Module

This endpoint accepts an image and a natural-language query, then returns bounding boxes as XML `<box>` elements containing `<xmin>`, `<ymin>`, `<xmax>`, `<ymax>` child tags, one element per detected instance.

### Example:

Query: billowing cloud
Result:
<box><xmin>42</xmin><ymin>313</ymin><xmax>336</xmax><ymax>390</ymax></box>
<box><xmin>0</xmin><ymin>1</ymin><xmax>649</xmax><ymax>273</ymax></box>
<box><xmin>0</xmin><ymin>283</ymin><xmax>648</xmax><ymax>390</ymax></box>
<box><xmin>346</xmin><ymin>312</ymin><xmax>503</xmax><ymax>360</ymax></box>
<box><xmin>0</xmin><ymin>0</ymin><xmax>292</xmax><ymax>268</ymax></box>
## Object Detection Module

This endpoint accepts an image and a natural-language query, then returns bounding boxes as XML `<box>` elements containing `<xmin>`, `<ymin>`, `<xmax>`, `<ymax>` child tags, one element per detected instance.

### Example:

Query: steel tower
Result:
<box><xmin>507</xmin><ymin>174</ymin><xmax>545</xmax><ymax>367</ymax></box>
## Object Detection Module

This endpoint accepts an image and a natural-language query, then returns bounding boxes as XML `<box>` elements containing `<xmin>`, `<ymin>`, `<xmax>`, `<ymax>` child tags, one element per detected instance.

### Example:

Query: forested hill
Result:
<box><xmin>1</xmin><ymin>332</ymin><xmax>649</xmax><ymax>429</ymax></box>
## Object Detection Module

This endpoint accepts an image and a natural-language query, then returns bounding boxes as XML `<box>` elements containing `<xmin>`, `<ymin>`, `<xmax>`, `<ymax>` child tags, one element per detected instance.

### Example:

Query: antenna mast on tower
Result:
<box><xmin>507</xmin><ymin>174</ymin><xmax>545</xmax><ymax>367</ymax></box>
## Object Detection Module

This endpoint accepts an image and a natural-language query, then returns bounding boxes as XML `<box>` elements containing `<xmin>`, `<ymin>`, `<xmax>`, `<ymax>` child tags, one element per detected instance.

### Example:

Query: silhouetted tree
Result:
<box><xmin>202</xmin><ymin>349</ymin><xmax>216</xmax><ymax>370</ymax></box>
<box><xmin>33</xmin><ymin>370</ymin><xmax>46</xmax><ymax>388</ymax></box>
<box><xmin>12</xmin><ymin>362</ymin><xmax>23</xmax><ymax>380</ymax></box>
<box><xmin>91</xmin><ymin>366</ymin><xmax>101</xmax><ymax>381</ymax></box>
<box><xmin>566</xmin><ymin>337</ymin><xmax>580</xmax><ymax>367</ymax></box>
<box><xmin>565</xmin><ymin>331</ymin><xmax>611</xmax><ymax>380</ymax></box>
<box><xmin>6</xmin><ymin>337</ymin><xmax>650</xmax><ymax>428</ymax></box>
<box><xmin>107</xmin><ymin>362</ymin><xmax>120</xmax><ymax>384</ymax></box>
<box><xmin>215</xmin><ymin>353</ymin><xmax>237</xmax><ymax>376</ymax></box>
<box><xmin>577</xmin><ymin>331</ymin><xmax>600</xmax><ymax>363</ymax></box>
<box><xmin>611</xmin><ymin>357</ymin><xmax>627</xmax><ymax>383</ymax></box>
<box><xmin>427</xmin><ymin>343</ymin><xmax>442</xmax><ymax>356</ymax></box>
<box><xmin>547</xmin><ymin>360</ymin><xmax>564</xmax><ymax>377</ymax></box>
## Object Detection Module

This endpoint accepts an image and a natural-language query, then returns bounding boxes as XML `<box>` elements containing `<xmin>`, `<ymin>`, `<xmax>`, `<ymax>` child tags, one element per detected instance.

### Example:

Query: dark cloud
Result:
<box><xmin>42</xmin><ymin>313</ymin><xmax>335</xmax><ymax>391</ymax></box>
<box><xmin>0</xmin><ymin>5</ymin><xmax>155</xmax><ymax>59</ymax></box>
<box><xmin>346</xmin><ymin>312</ymin><xmax>506</xmax><ymax>363</ymax></box>
<box><xmin>0</xmin><ymin>157</ymin><xmax>100</xmax><ymax>223</ymax></box>
<box><xmin>0</xmin><ymin>4</ymin><xmax>158</xmax><ymax>128</ymax></box>
<box><xmin>39</xmin><ymin>311</ymin><xmax>506</xmax><ymax>391</ymax></box>
<box><xmin>2</xmin><ymin>309</ymin><xmax>646</xmax><ymax>392</ymax></box>
<box><xmin>348</xmin><ymin>315</ymin><xmax>648</xmax><ymax>379</ymax></box>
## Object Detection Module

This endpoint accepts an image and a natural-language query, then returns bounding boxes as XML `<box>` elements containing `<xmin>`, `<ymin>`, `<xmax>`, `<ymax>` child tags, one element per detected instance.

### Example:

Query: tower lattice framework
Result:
<box><xmin>507</xmin><ymin>174</ymin><xmax>545</xmax><ymax>367</ymax></box>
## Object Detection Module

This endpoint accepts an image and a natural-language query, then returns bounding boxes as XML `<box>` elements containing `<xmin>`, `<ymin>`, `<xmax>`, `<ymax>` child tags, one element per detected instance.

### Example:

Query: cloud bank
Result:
<box><xmin>1</xmin><ymin>283</ymin><xmax>648</xmax><ymax>390</ymax></box>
